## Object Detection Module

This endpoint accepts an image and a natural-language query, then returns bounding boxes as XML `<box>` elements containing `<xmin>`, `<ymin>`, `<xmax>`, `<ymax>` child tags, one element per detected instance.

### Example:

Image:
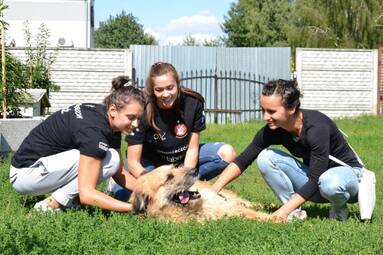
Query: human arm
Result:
<box><xmin>184</xmin><ymin>132</ymin><xmax>200</xmax><ymax>168</ymax></box>
<box><xmin>78</xmin><ymin>154</ymin><xmax>133</xmax><ymax>212</ymax></box>
<box><xmin>211</xmin><ymin>127</ymin><xmax>272</xmax><ymax>192</ymax></box>
<box><xmin>183</xmin><ymin>96</ymin><xmax>205</xmax><ymax>169</ymax></box>
<box><xmin>112</xmin><ymin>161</ymin><xmax>142</xmax><ymax>191</ymax></box>
<box><xmin>211</xmin><ymin>162</ymin><xmax>242</xmax><ymax>192</ymax></box>
<box><xmin>271</xmin><ymin>193</ymin><xmax>306</xmax><ymax>221</ymax></box>
<box><xmin>126</xmin><ymin>144</ymin><xmax>147</xmax><ymax>178</ymax></box>
<box><xmin>124</xmin><ymin>112</ymin><xmax>149</xmax><ymax>177</ymax></box>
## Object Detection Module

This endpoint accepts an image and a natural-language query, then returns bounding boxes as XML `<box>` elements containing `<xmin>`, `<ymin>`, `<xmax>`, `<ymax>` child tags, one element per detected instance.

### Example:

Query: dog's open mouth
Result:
<box><xmin>172</xmin><ymin>190</ymin><xmax>201</xmax><ymax>204</ymax></box>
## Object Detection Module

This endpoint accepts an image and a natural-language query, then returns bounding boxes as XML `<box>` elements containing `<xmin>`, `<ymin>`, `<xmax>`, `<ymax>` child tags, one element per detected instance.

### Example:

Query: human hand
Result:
<box><xmin>271</xmin><ymin>211</ymin><xmax>288</xmax><ymax>223</ymax></box>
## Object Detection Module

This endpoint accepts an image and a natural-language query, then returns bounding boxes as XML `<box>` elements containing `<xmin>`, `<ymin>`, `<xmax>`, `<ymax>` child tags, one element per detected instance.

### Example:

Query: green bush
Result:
<box><xmin>0</xmin><ymin>52</ymin><xmax>28</xmax><ymax>118</ymax></box>
<box><xmin>23</xmin><ymin>21</ymin><xmax>59</xmax><ymax>93</ymax></box>
<box><xmin>0</xmin><ymin>21</ymin><xmax>58</xmax><ymax>118</ymax></box>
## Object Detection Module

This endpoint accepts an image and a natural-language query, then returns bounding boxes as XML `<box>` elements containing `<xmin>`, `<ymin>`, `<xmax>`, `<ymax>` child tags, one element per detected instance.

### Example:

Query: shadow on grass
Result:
<box><xmin>303</xmin><ymin>203</ymin><xmax>361</xmax><ymax>221</ymax></box>
<box><xmin>304</xmin><ymin>204</ymin><xmax>331</xmax><ymax>219</ymax></box>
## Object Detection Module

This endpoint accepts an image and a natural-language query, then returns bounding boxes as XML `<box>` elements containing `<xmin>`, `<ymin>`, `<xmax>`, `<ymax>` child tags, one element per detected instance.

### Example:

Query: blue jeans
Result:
<box><xmin>256</xmin><ymin>149</ymin><xmax>361</xmax><ymax>207</ymax></box>
<box><xmin>111</xmin><ymin>142</ymin><xmax>228</xmax><ymax>201</ymax></box>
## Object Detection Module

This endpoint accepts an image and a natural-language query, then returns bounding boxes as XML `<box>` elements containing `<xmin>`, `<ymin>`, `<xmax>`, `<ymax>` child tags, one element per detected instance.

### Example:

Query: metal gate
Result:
<box><xmin>180</xmin><ymin>70</ymin><xmax>265</xmax><ymax>124</ymax></box>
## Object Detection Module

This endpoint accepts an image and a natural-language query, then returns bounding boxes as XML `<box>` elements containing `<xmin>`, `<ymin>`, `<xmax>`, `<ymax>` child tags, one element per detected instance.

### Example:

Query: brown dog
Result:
<box><xmin>130</xmin><ymin>165</ymin><xmax>273</xmax><ymax>222</ymax></box>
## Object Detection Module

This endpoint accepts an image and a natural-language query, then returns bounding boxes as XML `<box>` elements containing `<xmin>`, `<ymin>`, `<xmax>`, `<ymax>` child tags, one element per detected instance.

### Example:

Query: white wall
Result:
<box><xmin>296</xmin><ymin>48</ymin><xmax>379</xmax><ymax>117</ymax></box>
<box><xmin>4</xmin><ymin>0</ymin><xmax>94</xmax><ymax>48</ymax></box>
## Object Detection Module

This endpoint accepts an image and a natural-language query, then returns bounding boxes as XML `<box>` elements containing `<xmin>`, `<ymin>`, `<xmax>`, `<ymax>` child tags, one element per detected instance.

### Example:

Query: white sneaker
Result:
<box><xmin>287</xmin><ymin>209</ymin><xmax>307</xmax><ymax>221</ymax></box>
<box><xmin>34</xmin><ymin>200</ymin><xmax>62</xmax><ymax>213</ymax></box>
<box><xmin>329</xmin><ymin>203</ymin><xmax>348</xmax><ymax>221</ymax></box>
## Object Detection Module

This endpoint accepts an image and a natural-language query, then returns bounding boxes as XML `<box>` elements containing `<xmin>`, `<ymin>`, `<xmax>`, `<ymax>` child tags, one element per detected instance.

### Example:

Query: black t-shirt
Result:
<box><xmin>12</xmin><ymin>103</ymin><xmax>121</xmax><ymax>168</ymax></box>
<box><xmin>233</xmin><ymin>109</ymin><xmax>362</xmax><ymax>200</ymax></box>
<box><xmin>126</xmin><ymin>94</ymin><xmax>205</xmax><ymax>165</ymax></box>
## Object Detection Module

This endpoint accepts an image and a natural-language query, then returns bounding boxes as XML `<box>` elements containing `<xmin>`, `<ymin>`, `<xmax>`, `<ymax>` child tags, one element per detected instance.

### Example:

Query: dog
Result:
<box><xmin>130</xmin><ymin>165</ymin><xmax>274</xmax><ymax>222</ymax></box>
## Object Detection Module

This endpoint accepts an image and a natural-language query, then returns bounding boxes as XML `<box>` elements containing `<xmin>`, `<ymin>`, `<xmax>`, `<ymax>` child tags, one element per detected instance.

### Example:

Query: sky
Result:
<box><xmin>94</xmin><ymin>0</ymin><xmax>235</xmax><ymax>45</ymax></box>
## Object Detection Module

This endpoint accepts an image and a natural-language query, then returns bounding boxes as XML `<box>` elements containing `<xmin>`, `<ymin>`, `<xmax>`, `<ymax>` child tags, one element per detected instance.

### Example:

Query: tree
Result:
<box><xmin>0</xmin><ymin>51</ymin><xmax>29</xmax><ymax>118</ymax></box>
<box><xmin>94</xmin><ymin>11</ymin><xmax>156</xmax><ymax>48</ymax></box>
<box><xmin>222</xmin><ymin>0</ymin><xmax>383</xmax><ymax>49</ymax></box>
<box><xmin>222</xmin><ymin>0</ymin><xmax>291</xmax><ymax>47</ymax></box>
<box><xmin>1</xmin><ymin>0</ymin><xmax>29</xmax><ymax>118</ymax></box>
<box><xmin>23</xmin><ymin>21</ymin><xmax>59</xmax><ymax>92</ymax></box>
<box><xmin>287</xmin><ymin>0</ymin><xmax>383</xmax><ymax>49</ymax></box>
<box><xmin>183</xmin><ymin>35</ymin><xmax>198</xmax><ymax>46</ymax></box>
<box><xmin>1</xmin><ymin>16</ymin><xmax>57</xmax><ymax>118</ymax></box>
<box><xmin>203</xmin><ymin>37</ymin><xmax>224</xmax><ymax>47</ymax></box>
<box><xmin>182</xmin><ymin>35</ymin><xmax>223</xmax><ymax>47</ymax></box>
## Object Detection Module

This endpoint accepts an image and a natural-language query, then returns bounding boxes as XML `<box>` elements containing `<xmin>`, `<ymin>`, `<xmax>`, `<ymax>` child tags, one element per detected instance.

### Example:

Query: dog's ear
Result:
<box><xmin>132</xmin><ymin>192</ymin><xmax>149</xmax><ymax>213</ymax></box>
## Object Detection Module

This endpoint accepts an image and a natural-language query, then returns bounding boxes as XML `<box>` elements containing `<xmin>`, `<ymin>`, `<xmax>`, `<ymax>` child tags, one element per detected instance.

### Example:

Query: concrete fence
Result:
<box><xmin>296</xmin><ymin>48</ymin><xmax>379</xmax><ymax>117</ymax></box>
<box><xmin>0</xmin><ymin>118</ymin><xmax>44</xmax><ymax>153</ymax></box>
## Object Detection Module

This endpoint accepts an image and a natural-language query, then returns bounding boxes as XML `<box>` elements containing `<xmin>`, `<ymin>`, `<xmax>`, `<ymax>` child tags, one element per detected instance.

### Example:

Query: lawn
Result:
<box><xmin>0</xmin><ymin>115</ymin><xmax>382</xmax><ymax>254</ymax></box>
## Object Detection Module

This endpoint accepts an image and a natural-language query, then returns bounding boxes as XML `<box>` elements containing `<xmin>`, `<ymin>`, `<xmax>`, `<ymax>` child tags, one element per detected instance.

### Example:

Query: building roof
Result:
<box><xmin>26</xmin><ymin>89</ymin><xmax>46</xmax><ymax>102</ymax></box>
<box><xmin>21</xmin><ymin>89</ymin><xmax>51</xmax><ymax>107</ymax></box>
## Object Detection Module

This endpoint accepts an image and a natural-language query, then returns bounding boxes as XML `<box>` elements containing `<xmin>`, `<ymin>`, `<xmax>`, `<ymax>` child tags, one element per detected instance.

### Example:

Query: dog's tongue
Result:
<box><xmin>178</xmin><ymin>191</ymin><xmax>190</xmax><ymax>204</ymax></box>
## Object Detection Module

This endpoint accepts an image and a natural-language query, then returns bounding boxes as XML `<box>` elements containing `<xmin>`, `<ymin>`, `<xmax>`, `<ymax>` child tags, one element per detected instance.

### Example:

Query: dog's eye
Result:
<box><xmin>166</xmin><ymin>173</ymin><xmax>174</xmax><ymax>181</ymax></box>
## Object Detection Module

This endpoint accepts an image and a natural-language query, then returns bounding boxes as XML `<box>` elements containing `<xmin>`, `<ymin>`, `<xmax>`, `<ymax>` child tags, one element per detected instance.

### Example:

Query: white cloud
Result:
<box><xmin>161</xmin><ymin>33</ymin><xmax>218</xmax><ymax>46</ymax></box>
<box><xmin>145</xmin><ymin>12</ymin><xmax>223</xmax><ymax>45</ymax></box>
<box><xmin>165</xmin><ymin>14</ymin><xmax>220</xmax><ymax>33</ymax></box>
<box><xmin>144</xmin><ymin>27</ymin><xmax>160</xmax><ymax>39</ymax></box>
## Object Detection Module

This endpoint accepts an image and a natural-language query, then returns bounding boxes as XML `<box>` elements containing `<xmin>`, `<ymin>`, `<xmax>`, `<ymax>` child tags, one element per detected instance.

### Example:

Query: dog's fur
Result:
<box><xmin>130</xmin><ymin>165</ymin><xmax>273</xmax><ymax>222</ymax></box>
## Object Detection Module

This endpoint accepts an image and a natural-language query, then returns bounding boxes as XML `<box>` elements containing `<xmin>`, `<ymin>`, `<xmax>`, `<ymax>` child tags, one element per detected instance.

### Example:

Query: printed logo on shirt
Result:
<box><xmin>157</xmin><ymin>145</ymin><xmax>188</xmax><ymax>155</ymax></box>
<box><xmin>98</xmin><ymin>142</ymin><xmax>109</xmax><ymax>151</ymax></box>
<box><xmin>174</xmin><ymin>123</ymin><xmax>188</xmax><ymax>138</ymax></box>
<box><xmin>74</xmin><ymin>104</ymin><xmax>83</xmax><ymax>119</ymax></box>
<box><xmin>61</xmin><ymin>106</ymin><xmax>71</xmax><ymax>114</ymax></box>
<box><xmin>153</xmin><ymin>131</ymin><xmax>166</xmax><ymax>142</ymax></box>
<box><xmin>163</xmin><ymin>154</ymin><xmax>185</xmax><ymax>163</ymax></box>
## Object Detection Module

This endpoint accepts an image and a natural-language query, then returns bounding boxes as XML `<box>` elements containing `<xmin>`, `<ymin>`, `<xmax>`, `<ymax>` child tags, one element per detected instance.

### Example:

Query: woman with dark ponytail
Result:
<box><xmin>108</xmin><ymin>62</ymin><xmax>236</xmax><ymax>200</ymax></box>
<box><xmin>10</xmin><ymin>76</ymin><xmax>145</xmax><ymax>212</ymax></box>
<box><xmin>211</xmin><ymin>79</ymin><xmax>363</xmax><ymax>221</ymax></box>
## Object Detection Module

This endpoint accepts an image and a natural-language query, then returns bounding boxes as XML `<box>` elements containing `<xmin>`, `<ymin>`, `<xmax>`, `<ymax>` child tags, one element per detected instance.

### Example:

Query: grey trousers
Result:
<box><xmin>10</xmin><ymin>149</ymin><xmax>120</xmax><ymax>207</ymax></box>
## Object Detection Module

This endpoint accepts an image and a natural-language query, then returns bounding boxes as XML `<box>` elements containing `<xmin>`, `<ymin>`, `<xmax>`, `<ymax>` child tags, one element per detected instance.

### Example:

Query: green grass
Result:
<box><xmin>1</xmin><ymin>115</ymin><xmax>382</xmax><ymax>254</ymax></box>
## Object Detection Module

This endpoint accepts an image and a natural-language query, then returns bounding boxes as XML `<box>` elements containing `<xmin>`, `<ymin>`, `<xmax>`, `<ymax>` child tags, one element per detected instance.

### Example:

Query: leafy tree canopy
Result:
<box><xmin>222</xmin><ymin>0</ymin><xmax>291</xmax><ymax>47</ymax></box>
<box><xmin>222</xmin><ymin>0</ymin><xmax>383</xmax><ymax>49</ymax></box>
<box><xmin>183</xmin><ymin>35</ymin><xmax>198</xmax><ymax>46</ymax></box>
<box><xmin>287</xmin><ymin>0</ymin><xmax>383</xmax><ymax>49</ymax></box>
<box><xmin>94</xmin><ymin>11</ymin><xmax>156</xmax><ymax>48</ymax></box>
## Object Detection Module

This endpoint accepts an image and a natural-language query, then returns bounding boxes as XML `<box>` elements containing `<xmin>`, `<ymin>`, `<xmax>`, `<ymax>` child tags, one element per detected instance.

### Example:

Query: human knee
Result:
<box><xmin>217</xmin><ymin>144</ymin><xmax>236</xmax><ymax>163</ymax></box>
<box><xmin>256</xmin><ymin>149</ymin><xmax>275</xmax><ymax>174</ymax></box>
<box><xmin>318</xmin><ymin>174</ymin><xmax>344</xmax><ymax>200</ymax></box>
